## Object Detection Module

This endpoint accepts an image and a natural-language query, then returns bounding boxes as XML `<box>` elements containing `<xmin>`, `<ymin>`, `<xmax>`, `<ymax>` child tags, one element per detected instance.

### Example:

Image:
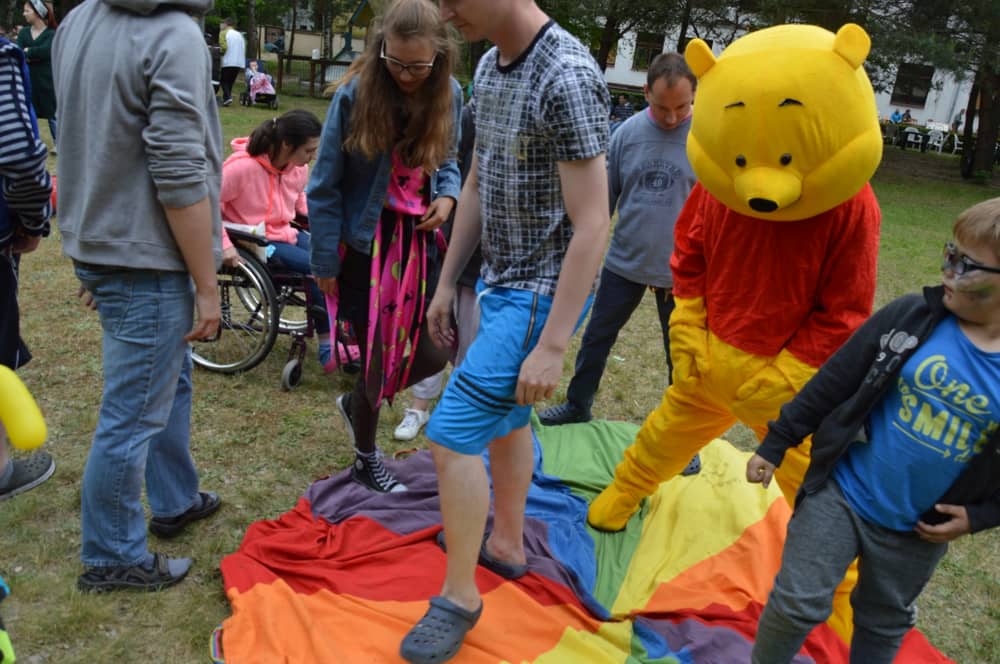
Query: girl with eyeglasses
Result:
<box><xmin>307</xmin><ymin>0</ymin><xmax>462</xmax><ymax>494</ymax></box>
<box><xmin>747</xmin><ymin>196</ymin><xmax>1000</xmax><ymax>663</ymax></box>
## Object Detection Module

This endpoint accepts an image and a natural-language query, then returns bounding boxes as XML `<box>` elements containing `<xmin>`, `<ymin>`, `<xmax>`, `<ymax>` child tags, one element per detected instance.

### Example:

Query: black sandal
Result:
<box><xmin>77</xmin><ymin>553</ymin><xmax>191</xmax><ymax>593</ymax></box>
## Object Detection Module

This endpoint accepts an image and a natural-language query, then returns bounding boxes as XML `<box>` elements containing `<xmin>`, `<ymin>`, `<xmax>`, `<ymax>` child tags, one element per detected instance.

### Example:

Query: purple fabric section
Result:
<box><xmin>635</xmin><ymin>615</ymin><xmax>816</xmax><ymax>664</ymax></box>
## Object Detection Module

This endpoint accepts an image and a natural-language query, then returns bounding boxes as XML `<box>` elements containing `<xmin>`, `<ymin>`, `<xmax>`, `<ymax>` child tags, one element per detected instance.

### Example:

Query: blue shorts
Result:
<box><xmin>426</xmin><ymin>281</ymin><xmax>591</xmax><ymax>455</ymax></box>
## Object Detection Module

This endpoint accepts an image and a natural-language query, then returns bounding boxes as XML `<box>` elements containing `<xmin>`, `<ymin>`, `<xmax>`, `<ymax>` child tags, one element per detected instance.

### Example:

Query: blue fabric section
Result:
<box><xmin>482</xmin><ymin>427</ymin><xmax>610</xmax><ymax>620</ymax></box>
<box><xmin>835</xmin><ymin>316</ymin><xmax>1000</xmax><ymax>530</ymax></box>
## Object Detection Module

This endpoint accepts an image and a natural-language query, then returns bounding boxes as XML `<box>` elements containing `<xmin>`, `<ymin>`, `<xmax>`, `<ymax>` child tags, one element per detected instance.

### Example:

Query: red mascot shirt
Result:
<box><xmin>671</xmin><ymin>183</ymin><xmax>881</xmax><ymax>367</ymax></box>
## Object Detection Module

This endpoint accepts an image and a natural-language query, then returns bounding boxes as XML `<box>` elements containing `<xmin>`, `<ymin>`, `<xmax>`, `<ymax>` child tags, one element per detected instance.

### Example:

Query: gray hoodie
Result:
<box><xmin>52</xmin><ymin>0</ymin><xmax>222</xmax><ymax>271</ymax></box>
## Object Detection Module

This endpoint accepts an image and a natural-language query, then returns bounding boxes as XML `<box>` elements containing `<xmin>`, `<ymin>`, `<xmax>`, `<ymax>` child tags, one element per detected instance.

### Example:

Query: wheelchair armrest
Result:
<box><xmin>291</xmin><ymin>213</ymin><xmax>309</xmax><ymax>232</ymax></box>
<box><xmin>223</xmin><ymin>225</ymin><xmax>269</xmax><ymax>246</ymax></box>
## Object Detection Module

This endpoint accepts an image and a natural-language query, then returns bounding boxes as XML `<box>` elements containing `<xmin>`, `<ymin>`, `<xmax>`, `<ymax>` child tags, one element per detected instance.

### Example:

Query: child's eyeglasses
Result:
<box><xmin>380</xmin><ymin>42</ymin><xmax>436</xmax><ymax>78</ymax></box>
<box><xmin>942</xmin><ymin>241</ymin><xmax>1000</xmax><ymax>277</ymax></box>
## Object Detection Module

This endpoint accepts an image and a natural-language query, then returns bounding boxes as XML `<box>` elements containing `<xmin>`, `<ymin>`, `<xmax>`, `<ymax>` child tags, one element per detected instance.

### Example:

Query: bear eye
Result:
<box><xmin>780</xmin><ymin>154</ymin><xmax>792</xmax><ymax>166</ymax></box>
<box><xmin>735</xmin><ymin>155</ymin><xmax>747</xmax><ymax>167</ymax></box>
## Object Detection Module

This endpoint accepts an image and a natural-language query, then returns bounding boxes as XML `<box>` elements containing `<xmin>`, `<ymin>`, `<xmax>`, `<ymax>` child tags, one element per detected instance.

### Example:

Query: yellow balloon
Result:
<box><xmin>0</xmin><ymin>365</ymin><xmax>47</xmax><ymax>450</ymax></box>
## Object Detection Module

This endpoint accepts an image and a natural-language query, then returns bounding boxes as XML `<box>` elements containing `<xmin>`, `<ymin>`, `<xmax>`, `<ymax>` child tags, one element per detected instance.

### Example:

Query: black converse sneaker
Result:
<box><xmin>351</xmin><ymin>450</ymin><xmax>407</xmax><ymax>493</ymax></box>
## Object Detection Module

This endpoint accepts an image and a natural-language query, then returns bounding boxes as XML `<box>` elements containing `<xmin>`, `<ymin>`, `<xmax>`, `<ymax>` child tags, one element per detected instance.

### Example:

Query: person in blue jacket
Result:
<box><xmin>308</xmin><ymin>0</ymin><xmax>462</xmax><ymax>494</ymax></box>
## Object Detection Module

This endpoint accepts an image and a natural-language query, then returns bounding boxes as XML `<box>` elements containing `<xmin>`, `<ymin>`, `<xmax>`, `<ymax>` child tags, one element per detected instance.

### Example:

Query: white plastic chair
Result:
<box><xmin>952</xmin><ymin>135</ymin><xmax>964</xmax><ymax>154</ymax></box>
<box><xmin>926</xmin><ymin>130</ymin><xmax>945</xmax><ymax>153</ymax></box>
<box><xmin>904</xmin><ymin>128</ymin><xmax>924</xmax><ymax>150</ymax></box>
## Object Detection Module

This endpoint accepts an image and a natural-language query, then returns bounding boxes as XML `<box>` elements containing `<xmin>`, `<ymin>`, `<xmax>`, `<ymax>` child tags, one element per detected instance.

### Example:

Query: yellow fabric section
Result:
<box><xmin>610</xmin><ymin>439</ymin><xmax>785</xmax><ymax>616</ymax></box>
<box><xmin>533</xmin><ymin>620</ymin><xmax>635</xmax><ymax>664</ymax></box>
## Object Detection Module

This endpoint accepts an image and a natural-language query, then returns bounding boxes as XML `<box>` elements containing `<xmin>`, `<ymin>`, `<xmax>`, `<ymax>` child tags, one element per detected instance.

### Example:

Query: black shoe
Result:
<box><xmin>0</xmin><ymin>451</ymin><xmax>55</xmax><ymax>501</ymax></box>
<box><xmin>681</xmin><ymin>454</ymin><xmax>702</xmax><ymax>477</ymax></box>
<box><xmin>78</xmin><ymin>553</ymin><xmax>191</xmax><ymax>593</ymax></box>
<box><xmin>351</xmin><ymin>451</ymin><xmax>407</xmax><ymax>493</ymax></box>
<box><xmin>537</xmin><ymin>402</ymin><xmax>592</xmax><ymax>426</ymax></box>
<box><xmin>149</xmin><ymin>491</ymin><xmax>221</xmax><ymax>538</ymax></box>
<box><xmin>222</xmin><ymin>97</ymin><xmax>233</xmax><ymax>106</ymax></box>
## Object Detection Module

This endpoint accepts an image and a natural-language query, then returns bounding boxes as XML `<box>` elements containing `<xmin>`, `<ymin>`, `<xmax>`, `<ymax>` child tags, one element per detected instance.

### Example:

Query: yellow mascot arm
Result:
<box><xmin>669</xmin><ymin>295</ymin><xmax>709</xmax><ymax>382</ymax></box>
<box><xmin>0</xmin><ymin>365</ymin><xmax>47</xmax><ymax>450</ymax></box>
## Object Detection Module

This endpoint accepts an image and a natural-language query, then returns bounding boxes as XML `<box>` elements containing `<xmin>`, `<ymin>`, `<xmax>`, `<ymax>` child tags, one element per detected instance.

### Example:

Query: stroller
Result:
<box><xmin>240</xmin><ymin>60</ymin><xmax>278</xmax><ymax>110</ymax></box>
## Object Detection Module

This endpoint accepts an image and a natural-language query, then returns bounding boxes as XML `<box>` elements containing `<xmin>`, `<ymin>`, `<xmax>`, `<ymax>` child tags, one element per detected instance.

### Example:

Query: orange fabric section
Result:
<box><xmin>640</xmin><ymin>497</ymin><xmax>791</xmax><ymax>615</ymax></box>
<box><xmin>221</xmin><ymin>579</ymin><xmax>604</xmax><ymax>663</ymax></box>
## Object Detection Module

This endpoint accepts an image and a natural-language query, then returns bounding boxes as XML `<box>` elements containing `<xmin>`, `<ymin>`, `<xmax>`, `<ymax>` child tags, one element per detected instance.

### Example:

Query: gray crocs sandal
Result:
<box><xmin>400</xmin><ymin>595</ymin><xmax>482</xmax><ymax>664</ymax></box>
<box><xmin>435</xmin><ymin>530</ymin><xmax>529</xmax><ymax>580</ymax></box>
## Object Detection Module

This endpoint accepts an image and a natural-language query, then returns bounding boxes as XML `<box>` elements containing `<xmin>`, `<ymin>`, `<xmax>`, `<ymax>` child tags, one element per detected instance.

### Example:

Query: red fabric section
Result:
<box><xmin>671</xmin><ymin>184</ymin><xmax>880</xmax><ymax>366</ymax></box>
<box><xmin>221</xmin><ymin>498</ymin><xmax>588</xmax><ymax>612</ymax></box>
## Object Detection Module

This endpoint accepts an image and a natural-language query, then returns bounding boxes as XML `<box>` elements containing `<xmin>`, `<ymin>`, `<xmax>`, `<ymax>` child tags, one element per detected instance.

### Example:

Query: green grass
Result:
<box><xmin>3</xmin><ymin>101</ymin><xmax>999</xmax><ymax>662</ymax></box>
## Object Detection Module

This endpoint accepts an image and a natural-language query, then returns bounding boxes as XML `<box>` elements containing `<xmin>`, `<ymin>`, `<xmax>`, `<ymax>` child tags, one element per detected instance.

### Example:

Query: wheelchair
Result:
<box><xmin>190</xmin><ymin>225</ymin><xmax>357</xmax><ymax>390</ymax></box>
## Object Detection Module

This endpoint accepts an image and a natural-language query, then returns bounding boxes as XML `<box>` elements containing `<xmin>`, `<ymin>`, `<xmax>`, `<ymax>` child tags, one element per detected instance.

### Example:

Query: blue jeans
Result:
<box><xmin>269</xmin><ymin>232</ymin><xmax>329</xmax><ymax>334</ymax></box>
<box><xmin>566</xmin><ymin>266</ymin><xmax>674</xmax><ymax>412</ymax></box>
<box><xmin>75</xmin><ymin>264</ymin><xmax>202</xmax><ymax>568</ymax></box>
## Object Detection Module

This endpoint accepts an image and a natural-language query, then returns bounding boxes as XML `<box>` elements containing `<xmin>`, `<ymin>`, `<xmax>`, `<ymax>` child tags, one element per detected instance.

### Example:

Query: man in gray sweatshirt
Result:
<box><xmin>539</xmin><ymin>53</ymin><xmax>697</xmax><ymax>432</ymax></box>
<box><xmin>53</xmin><ymin>0</ymin><xmax>223</xmax><ymax>592</ymax></box>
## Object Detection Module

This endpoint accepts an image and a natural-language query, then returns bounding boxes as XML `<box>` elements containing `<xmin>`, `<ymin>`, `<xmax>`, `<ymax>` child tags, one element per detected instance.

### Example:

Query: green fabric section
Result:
<box><xmin>534</xmin><ymin>414</ymin><xmax>648</xmax><ymax>610</ymax></box>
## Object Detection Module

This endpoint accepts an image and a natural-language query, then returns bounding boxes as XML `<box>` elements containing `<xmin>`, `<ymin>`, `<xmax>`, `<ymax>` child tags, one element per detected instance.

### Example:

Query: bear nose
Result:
<box><xmin>749</xmin><ymin>198</ymin><xmax>779</xmax><ymax>213</ymax></box>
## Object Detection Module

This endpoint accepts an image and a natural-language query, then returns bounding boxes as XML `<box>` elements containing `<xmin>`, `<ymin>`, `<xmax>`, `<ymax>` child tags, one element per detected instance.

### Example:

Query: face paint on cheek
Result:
<box><xmin>954</xmin><ymin>280</ymin><xmax>997</xmax><ymax>300</ymax></box>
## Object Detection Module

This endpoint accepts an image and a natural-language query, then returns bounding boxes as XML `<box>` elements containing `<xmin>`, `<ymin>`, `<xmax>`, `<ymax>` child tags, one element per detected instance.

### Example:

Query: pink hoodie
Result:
<box><xmin>220</xmin><ymin>137</ymin><xmax>309</xmax><ymax>249</ymax></box>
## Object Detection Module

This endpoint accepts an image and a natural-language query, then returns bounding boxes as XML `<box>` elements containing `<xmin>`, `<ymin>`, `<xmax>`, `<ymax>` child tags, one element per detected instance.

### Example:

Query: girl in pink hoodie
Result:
<box><xmin>220</xmin><ymin>110</ymin><xmax>336</xmax><ymax>368</ymax></box>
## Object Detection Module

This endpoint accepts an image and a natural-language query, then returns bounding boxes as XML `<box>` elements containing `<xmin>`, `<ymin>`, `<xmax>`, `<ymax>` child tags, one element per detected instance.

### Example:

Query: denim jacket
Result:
<box><xmin>307</xmin><ymin>76</ymin><xmax>463</xmax><ymax>279</ymax></box>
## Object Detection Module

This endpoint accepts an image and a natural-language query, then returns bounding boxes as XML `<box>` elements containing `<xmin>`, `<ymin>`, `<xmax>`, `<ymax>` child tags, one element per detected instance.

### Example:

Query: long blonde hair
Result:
<box><xmin>338</xmin><ymin>0</ymin><xmax>457</xmax><ymax>173</ymax></box>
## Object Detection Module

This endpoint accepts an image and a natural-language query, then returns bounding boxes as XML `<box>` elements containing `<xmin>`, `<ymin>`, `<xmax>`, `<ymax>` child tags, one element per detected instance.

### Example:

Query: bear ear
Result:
<box><xmin>833</xmin><ymin>23</ymin><xmax>871</xmax><ymax>70</ymax></box>
<box><xmin>685</xmin><ymin>39</ymin><xmax>716</xmax><ymax>78</ymax></box>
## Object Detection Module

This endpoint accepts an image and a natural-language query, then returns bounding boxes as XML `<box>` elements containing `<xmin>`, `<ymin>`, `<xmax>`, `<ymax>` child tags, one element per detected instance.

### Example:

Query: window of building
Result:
<box><xmin>631</xmin><ymin>32</ymin><xmax>665</xmax><ymax>71</ymax></box>
<box><xmin>890</xmin><ymin>63</ymin><xmax>934</xmax><ymax>107</ymax></box>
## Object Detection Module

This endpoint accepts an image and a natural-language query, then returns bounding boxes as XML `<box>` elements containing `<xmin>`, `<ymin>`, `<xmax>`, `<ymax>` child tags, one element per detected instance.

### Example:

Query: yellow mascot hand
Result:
<box><xmin>0</xmin><ymin>365</ymin><xmax>47</xmax><ymax>450</ymax></box>
<box><xmin>669</xmin><ymin>296</ymin><xmax>710</xmax><ymax>382</ymax></box>
<box><xmin>735</xmin><ymin>349</ymin><xmax>816</xmax><ymax>403</ymax></box>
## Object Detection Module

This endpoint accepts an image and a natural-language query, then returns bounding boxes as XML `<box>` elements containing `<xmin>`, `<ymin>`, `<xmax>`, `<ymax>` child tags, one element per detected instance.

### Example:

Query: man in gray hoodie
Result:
<box><xmin>53</xmin><ymin>0</ymin><xmax>223</xmax><ymax>592</ymax></box>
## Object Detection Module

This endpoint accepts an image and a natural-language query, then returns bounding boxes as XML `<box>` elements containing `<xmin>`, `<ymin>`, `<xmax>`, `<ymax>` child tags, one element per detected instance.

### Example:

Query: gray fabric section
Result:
<box><xmin>753</xmin><ymin>481</ymin><xmax>947</xmax><ymax>664</ymax></box>
<box><xmin>604</xmin><ymin>111</ymin><xmax>695</xmax><ymax>288</ymax></box>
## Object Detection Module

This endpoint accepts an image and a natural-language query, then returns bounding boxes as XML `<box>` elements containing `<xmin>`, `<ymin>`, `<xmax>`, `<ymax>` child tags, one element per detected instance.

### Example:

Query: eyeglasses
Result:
<box><xmin>380</xmin><ymin>42</ymin><xmax>436</xmax><ymax>78</ymax></box>
<box><xmin>942</xmin><ymin>241</ymin><xmax>1000</xmax><ymax>277</ymax></box>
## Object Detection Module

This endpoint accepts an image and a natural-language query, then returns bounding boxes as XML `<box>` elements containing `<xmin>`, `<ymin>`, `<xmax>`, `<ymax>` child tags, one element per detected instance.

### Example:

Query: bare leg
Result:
<box><xmin>484</xmin><ymin>425</ymin><xmax>532</xmax><ymax>566</ymax></box>
<box><xmin>431</xmin><ymin>440</ymin><xmax>489</xmax><ymax>612</ymax></box>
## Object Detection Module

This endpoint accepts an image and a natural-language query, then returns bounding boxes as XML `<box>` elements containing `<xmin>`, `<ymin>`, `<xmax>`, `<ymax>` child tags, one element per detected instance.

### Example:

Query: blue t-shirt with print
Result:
<box><xmin>834</xmin><ymin>315</ymin><xmax>1000</xmax><ymax>531</ymax></box>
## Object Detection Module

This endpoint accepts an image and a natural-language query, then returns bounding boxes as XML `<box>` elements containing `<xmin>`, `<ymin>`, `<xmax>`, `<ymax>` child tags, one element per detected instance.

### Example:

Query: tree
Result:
<box><xmin>539</xmin><ymin>0</ymin><xmax>687</xmax><ymax>71</ymax></box>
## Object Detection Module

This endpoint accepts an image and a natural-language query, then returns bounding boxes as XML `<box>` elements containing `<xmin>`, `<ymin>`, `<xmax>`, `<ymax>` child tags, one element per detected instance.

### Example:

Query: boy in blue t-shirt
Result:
<box><xmin>746</xmin><ymin>196</ymin><xmax>1000</xmax><ymax>663</ymax></box>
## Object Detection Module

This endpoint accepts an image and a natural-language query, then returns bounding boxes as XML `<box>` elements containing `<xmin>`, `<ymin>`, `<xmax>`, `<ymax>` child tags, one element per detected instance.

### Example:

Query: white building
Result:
<box><xmin>602</xmin><ymin>28</ymin><xmax>977</xmax><ymax>131</ymax></box>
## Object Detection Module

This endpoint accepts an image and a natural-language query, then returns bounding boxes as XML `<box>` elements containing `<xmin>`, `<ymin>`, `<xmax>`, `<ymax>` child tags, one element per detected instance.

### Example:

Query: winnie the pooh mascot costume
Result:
<box><xmin>588</xmin><ymin>23</ymin><xmax>883</xmax><ymax>641</ymax></box>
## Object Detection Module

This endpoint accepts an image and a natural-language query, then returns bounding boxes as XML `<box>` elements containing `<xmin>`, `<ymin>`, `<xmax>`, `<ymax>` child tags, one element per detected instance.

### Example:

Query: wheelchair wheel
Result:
<box><xmin>192</xmin><ymin>250</ymin><xmax>279</xmax><ymax>374</ymax></box>
<box><xmin>281</xmin><ymin>358</ymin><xmax>303</xmax><ymax>391</ymax></box>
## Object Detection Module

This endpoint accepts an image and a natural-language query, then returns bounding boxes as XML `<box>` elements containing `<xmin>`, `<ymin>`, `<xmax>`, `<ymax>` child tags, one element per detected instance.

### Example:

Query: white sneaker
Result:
<box><xmin>393</xmin><ymin>408</ymin><xmax>430</xmax><ymax>441</ymax></box>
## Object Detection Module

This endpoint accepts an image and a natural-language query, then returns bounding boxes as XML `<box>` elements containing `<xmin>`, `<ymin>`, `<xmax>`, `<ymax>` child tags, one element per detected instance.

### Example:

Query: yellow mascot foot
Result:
<box><xmin>587</xmin><ymin>484</ymin><xmax>640</xmax><ymax>532</ymax></box>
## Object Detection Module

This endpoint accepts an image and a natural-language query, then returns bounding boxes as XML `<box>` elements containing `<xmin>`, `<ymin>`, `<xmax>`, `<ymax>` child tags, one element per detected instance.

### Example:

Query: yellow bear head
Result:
<box><xmin>684</xmin><ymin>23</ymin><xmax>882</xmax><ymax>221</ymax></box>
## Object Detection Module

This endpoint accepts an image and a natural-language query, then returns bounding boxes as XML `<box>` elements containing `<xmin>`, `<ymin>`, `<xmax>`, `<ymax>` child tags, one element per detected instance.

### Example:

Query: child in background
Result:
<box><xmin>747</xmin><ymin>197</ymin><xmax>1000</xmax><ymax>663</ymax></box>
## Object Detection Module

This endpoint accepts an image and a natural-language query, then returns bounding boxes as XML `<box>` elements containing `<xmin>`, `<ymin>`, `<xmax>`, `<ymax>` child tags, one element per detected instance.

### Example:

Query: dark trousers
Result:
<box><xmin>566</xmin><ymin>266</ymin><xmax>674</xmax><ymax>412</ymax></box>
<box><xmin>220</xmin><ymin>66</ymin><xmax>241</xmax><ymax>101</ymax></box>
